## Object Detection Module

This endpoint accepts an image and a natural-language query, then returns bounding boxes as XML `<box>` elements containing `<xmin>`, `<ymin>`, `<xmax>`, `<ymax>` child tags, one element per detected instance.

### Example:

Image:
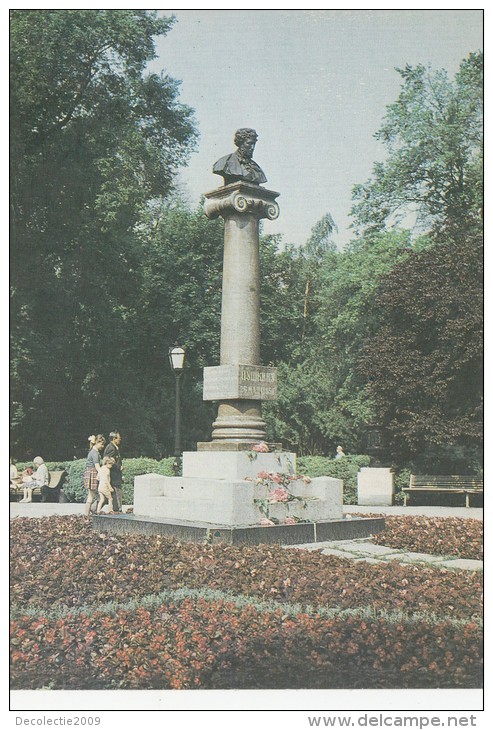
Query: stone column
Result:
<box><xmin>202</xmin><ymin>181</ymin><xmax>280</xmax><ymax>444</ymax></box>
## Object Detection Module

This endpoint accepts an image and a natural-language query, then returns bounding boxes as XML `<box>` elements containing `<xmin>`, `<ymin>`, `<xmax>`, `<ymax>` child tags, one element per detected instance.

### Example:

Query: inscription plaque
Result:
<box><xmin>203</xmin><ymin>364</ymin><xmax>277</xmax><ymax>402</ymax></box>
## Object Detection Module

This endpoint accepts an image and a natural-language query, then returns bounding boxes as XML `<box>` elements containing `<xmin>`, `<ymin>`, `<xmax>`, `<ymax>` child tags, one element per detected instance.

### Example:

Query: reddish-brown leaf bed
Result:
<box><xmin>10</xmin><ymin>599</ymin><xmax>482</xmax><ymax>690</ymax></box>
<box><xmin>10</xmin><ymin>517</ymin><xmax>482</xmax><ymax>619</ymax></box>
<box><xmin>369</xmin><ymin>516</ymin><xmax>483</xmax><ymax>561</ymax></box>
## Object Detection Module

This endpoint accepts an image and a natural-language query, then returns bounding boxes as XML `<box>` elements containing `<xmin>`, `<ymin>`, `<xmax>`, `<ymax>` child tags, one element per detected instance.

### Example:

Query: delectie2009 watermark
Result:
<box><xmin>15</xmin><ymin>719</ymin><xmax>101</xmax><ymax>726</ymax></box>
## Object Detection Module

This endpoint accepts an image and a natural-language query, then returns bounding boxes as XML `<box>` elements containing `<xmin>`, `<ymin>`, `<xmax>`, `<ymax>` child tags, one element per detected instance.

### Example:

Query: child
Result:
<box><xmin>96</xmin><ymin>456</ymin><xmax>115</xmax><ymax>514</ymax></box>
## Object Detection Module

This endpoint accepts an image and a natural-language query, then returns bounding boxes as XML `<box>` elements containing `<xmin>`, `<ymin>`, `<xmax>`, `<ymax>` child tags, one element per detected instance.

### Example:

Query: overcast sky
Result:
<box><xmin>148</xmin><ymin>8</ymin><xmax>483</xmax><ymax>248</ymax></box>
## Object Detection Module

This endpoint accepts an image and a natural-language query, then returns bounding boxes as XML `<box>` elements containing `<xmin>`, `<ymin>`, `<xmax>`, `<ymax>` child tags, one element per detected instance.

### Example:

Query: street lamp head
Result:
<box><xmin>169</xmin><ymin>343</ymin><xmax>185</xmax><ymax>373</ymax></box>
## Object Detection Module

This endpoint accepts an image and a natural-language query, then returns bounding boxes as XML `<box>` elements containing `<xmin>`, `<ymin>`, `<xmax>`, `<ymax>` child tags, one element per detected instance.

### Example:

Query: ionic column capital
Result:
<box><xmin>204</xmin><ymin>182</ymin><xmax>280</xmax><ymax>221</ymax></box>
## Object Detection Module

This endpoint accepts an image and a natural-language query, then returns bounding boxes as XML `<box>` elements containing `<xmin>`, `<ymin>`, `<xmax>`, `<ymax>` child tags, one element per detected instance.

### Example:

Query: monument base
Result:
<box><xmin>93</xmin><ymin>513</ymin><xmax>386</xmax><ymax>545</ymax></box>
<box><xmin>117</xmin><ymin>451</ymin><xmax>385</xmax><ymax>545</ymax></box>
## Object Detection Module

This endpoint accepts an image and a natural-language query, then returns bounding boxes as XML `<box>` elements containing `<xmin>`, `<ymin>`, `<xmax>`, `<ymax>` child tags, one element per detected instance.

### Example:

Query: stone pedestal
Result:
<box><xmin>357</xmin><ymin>467</ymin><xmax>395</xmax><ymax>506</ymax></box>
<box><xmin>203</xmin><ymin>182</ymin><xmax>280</xmax><ymax>444</ymax></box>
<box><xmin>133</xmin><ymin>451</ymin><xmax>343</xmax><ymax>528</ymax></box>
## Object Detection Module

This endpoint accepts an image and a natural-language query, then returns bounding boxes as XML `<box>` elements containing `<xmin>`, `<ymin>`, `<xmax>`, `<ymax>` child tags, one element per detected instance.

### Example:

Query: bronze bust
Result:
<box><xmin>213</xmin><ymin>128</ymin><xmax>267</xmax><ymax>186</ymax></box>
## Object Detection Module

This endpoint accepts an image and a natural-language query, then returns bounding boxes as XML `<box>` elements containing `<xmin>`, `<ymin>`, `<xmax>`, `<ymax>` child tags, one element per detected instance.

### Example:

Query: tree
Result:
<box><xmin>351</xmin><ymin>52</ymin><xmax>483</xmax><ymax>239</ymax></box>
<box><xmin>10</xmin><ymin>10</ymin><xmax>198</xmax><ymax>458</ymax></box>
<box><xmin>132</xmin><ymin>199</ymin><xmax>224</xmax><ymax>455</ymax></box>
<box><xmin>264</xmin><ymin>229</ymin><xmax>412</xmax><ymax>455</ymax></box>
<box><xmin>358</xmin><ymin>231</ymin><xmax>483</xmax><ymax>472</ymax></box>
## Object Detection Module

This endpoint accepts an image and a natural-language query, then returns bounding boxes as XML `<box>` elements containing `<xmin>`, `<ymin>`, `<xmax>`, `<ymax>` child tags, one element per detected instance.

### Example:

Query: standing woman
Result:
<box><xmin>83</xmin><ymin>434</ymin><xmax>105</xmax><ymax>517</ymax></box>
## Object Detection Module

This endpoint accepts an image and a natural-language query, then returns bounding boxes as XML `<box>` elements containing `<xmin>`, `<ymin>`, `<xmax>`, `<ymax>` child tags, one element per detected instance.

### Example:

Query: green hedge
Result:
<box><xmin>297</xmin><ymin>454</ymin><xmax>371</xmax><ymax>504</ymax></box>
<box><xmin>15</xmin><ymin>458</ymin><xmax>175</xmax><ymax>504</ymax></box>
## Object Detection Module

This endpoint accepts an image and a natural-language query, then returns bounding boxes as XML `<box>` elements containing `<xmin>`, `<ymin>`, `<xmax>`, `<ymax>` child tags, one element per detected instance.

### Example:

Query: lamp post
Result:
<box><xmin>168</xmin><ymin>343</ymin><xmax>185</xmax><ymax>475</ymax></box>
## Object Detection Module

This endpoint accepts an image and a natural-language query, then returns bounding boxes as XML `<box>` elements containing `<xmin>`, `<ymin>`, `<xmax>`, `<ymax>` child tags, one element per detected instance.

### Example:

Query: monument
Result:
<box><xmin>95</xmin><ymin>130</ymin><xmax>384</xmax><ymax>544</ymax></box>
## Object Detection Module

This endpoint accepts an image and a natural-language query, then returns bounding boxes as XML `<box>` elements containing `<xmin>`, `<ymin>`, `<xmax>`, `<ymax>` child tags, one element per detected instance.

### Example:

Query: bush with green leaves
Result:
<box><xmin>120</xmin><ymin>458</ymin><xmax>174</xmax><ymax>504</ymax></box>
<box><xmin>15</xmin><ymin>457</ymin><xmax>175</xmax><ymax>503</ymax></box>
<box><xmin>297</xmin><ymin>454</ymin><xmax>371</xmax><ymax>504</ymax></box>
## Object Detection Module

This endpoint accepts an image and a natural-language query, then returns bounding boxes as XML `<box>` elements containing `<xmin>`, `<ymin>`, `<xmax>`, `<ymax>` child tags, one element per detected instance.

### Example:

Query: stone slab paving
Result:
<box><xmin>328</xmin><ymin>541</ymin><xmax>401</xmax><ymax>556</ymax></box>
<box><xmin>436</xmin><ymin>558</ymin><xmax>483</xmax><ymax>571</ymax></box>
<box><xmin>286</xmin><ymin>538</ymin><xmax>482</xmax><ymax>572</ymax></box>
<box><xmin>392</xmin><ymin>552</ymin><xmax>443</xmax><ymax>564</ymax></box>
<box><xmin>353</xmin><ymin>557</ymin><xmax>385</xmax><ymax>565</ymax></box>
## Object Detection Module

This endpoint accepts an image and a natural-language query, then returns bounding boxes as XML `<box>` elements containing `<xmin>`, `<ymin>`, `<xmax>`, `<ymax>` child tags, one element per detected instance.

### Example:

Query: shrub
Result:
<box><xmin>121</xmin><ymin>457</ymin><xmax>174</xmax><ymax>504</ymax></box>
<box><xmin>298</xmin><ymin>454</ymin><xmax>371</xmax><ymax>504</ymax></box>
<box><xmin>392</xmin><ymin>467</ymin><xmax>411</xmax><ymax>505</ymax></box>
<box><xmin>62</xmin><ymin>460</ymin><xmax>87</xmax><ymax>503</ymax></box>
<box><xmin>10</xmin><ymin>516</ymin><xmax>482</xmax><ymax>618</ymax></box>
<box><xmin>42</xmin><ymin>457</ymin><xmax>176</xmax><ymax>503</ymax></box>
<box><xmin>373</xmin><ymin>516</ymin><xmax>483</xmax><ymax>561</ymax></box>
<box><xmin>10</xmin><ymin>516</ymin><xmax>483</xmax><ymax>690</ymax></box>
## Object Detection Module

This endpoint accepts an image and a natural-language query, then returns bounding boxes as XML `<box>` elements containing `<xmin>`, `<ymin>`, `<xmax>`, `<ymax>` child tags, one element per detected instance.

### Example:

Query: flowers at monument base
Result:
<box><xmin>251</xmin><ymin>442</ymin><xmax>269</xmax><ymax>453</ymax></box>
<box><xmin>253</xmin><ymin>471</ymin><xmax>315</xmax><ymax>523</ymax></box>
<box><xmin>269</xmin><ymin>487</ymin><xmax>289</xmax><ymax>502</ymax></box>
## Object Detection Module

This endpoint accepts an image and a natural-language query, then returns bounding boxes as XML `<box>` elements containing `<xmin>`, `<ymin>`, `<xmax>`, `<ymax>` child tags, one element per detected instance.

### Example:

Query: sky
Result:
<box><xmin>147</xmin><ymin>8</ymin><xmax>483</xmax><ymax>248</ymax></box>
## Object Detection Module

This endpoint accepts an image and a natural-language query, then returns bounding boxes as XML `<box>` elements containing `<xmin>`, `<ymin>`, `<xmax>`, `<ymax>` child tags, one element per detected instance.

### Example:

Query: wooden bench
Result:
<box><xmin>10</xmin><ymin>470</ymin><xmax>68</xmax><ymax>503</ymax></box>
<box><xmin>403</xmin><ymin>474</ymin><xmax>483</xmax><ymax>508</ymax></box>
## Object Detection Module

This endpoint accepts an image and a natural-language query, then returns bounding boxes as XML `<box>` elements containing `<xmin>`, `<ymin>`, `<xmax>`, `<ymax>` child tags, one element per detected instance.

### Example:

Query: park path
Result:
<box><xmin>286</xmin><ymin>537</ymin><xmax>482</xmax><ymax>572</ymax></box>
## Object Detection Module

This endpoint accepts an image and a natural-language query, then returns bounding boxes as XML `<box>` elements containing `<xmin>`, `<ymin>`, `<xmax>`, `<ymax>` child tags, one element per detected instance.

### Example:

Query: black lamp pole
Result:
<box><xmin>168</xmin><ymin>344</ymin><xmax>185</xmax><ymax>476</ymax></box>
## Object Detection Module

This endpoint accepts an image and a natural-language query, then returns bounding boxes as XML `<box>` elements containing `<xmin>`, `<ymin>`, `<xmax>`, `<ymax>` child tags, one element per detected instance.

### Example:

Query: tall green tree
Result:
<box><xmin>132</xmin><ymin>199</ymin><xmax>224</xmax><ymax>455</ymax></box>
<box><xmin>264</xmin><ymin>230</ymin><xmax>412</xmax><ymax>455</ymax></box>
<box><xmin>358</xmin><ymin>231</ymin><xmax>483</xmax><ymax>472</ymax></box>
<box><xmin>351</xmin><ymin>52</ymin><xmax>483</xmax><ymax>239</ymax></box>
<box><xmin>10</xmin><ymin>10</ymin><xmax>197</xmax><ymax>458</ymax></box>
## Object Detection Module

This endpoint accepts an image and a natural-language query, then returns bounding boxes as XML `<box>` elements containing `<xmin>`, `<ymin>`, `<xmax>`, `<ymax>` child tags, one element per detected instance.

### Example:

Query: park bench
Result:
<box><xmin>403</xmin><ymin>474</ymin><xmax>483</xmax><ymax>508</ymax></box>
<box><xmin>10</xmin><ymin>470</ymin><xmax>68</xmax><ymax>503</ymax></box>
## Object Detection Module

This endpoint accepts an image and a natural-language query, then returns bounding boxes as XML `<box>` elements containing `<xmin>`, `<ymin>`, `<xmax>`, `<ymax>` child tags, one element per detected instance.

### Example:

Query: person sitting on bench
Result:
<box><xmin>20</xmin><ymin>456</ymin><xmax>49</xmax><ymax>502</ymax></box>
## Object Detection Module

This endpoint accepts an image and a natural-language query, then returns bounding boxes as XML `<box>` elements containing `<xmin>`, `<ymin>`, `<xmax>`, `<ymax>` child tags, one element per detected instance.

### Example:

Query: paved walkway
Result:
<box><xmin>286</xmin><ymin>537</ymin><xmax>482</xmax><ymax>572</ymax></box>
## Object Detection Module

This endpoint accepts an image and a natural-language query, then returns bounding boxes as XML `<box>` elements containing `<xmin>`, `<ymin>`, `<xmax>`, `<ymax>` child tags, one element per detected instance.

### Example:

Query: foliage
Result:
<box><xmin>10</xmin><ymin>10</ymin><xmax>198</xmax><ymax>459</ymax></box>
<box><xmin>15</xmin><ymin>457</ymin><xmax>176</xmax><ymax>502</ymax></box>
<box><xmin>10</xmin><ymin>516</ymin><xmax>482</xmax><ymax>617</ymax></box>
<box><xmin>372</xmin><ymin>516</ymin><xmax>482</xmax><ymax>561</ymax></box>
<box><xmin>358</xmin><ymin>233</ymin><xmax>482</xmax><ymax>469</ymax></box>
<box><xmin>62</xmin><ymin>461</ymin><xmax>88</xmax><ymax>503</ymax></box>
<box><xmin>120</xmin><ymin>457</ymin><xmax>174</xmax><ymax>504</ymax></box>
<box><xmin>10</xmin><ymin>598</ymin><xmax>482</xmax><ymax>689</ymax></box>
<box><xmin>351</xmin><ymin>53</ymin><xmax>483</xmax><ymax>239</ymax></box>
<box><xmin>9</xmin><ymin>33</ymin><xmax>483</xmax><ymax>477</ymax></box>
<box><xmin>264</xmin><ymin>230</ymin><xmax>411</xmax><ymax>456</ymax></box>
<box><xmin>298</xmin><ymin>454</ymin><xmax>371</xmax><ymax>504</ymax></box>
<box><xmin>10</xmin><ymin>516</ymin><xmax>482</xmax><ymax>689</ymax></box>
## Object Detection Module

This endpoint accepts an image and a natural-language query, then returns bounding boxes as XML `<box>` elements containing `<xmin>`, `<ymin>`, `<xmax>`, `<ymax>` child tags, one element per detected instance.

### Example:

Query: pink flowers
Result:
<box><xmin>251</xmin><ymin>442</ymin><xmax>269</xmax><ymax>453</ymax></box>
<box><xmin>260</xmin><ymin>517</ymin><xmax>275</xmax><ymax>527</ymax></box>
<box><xmin>255</xmin><ymin>471</ymin><xmax>283</xmax><ymax>485</ymax></box>
<box><xmin>253</xmin><ymin>470</ymin><xmax>314</xmax><ymax>526</ymax></box>
<box><xmin>269</xmin><ymin>487</ymin><xmax>289</xmax><ymax>503</ymax></box>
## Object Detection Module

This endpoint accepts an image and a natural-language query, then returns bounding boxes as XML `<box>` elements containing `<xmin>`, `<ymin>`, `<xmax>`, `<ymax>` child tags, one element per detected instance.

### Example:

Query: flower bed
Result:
<box><xmin>369</xmin><ymin>516</ymin><xmax>483</xmax><ymax>561</ymax></box>
<box><xmin>10</xmin><ymin>597</ymin><xmax>482</xmax><ymax>690</ymax></box>
<box><xmin>10</xmin><ymin>516</ymin><xmax>483</xmax><ymax>690</ymax></box>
